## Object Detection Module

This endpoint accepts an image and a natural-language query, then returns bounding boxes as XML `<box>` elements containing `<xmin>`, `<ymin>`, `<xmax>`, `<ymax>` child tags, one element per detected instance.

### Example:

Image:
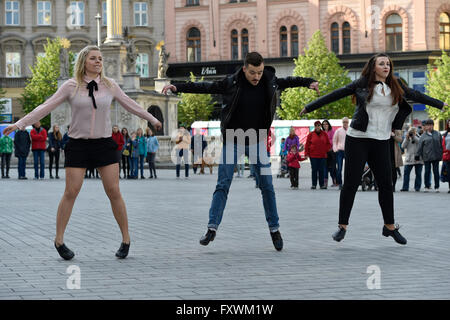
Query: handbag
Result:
<box><xmin>122</xmin><ymin>149</ymin><xmax>130</xmax><ymax>156</ymax></box>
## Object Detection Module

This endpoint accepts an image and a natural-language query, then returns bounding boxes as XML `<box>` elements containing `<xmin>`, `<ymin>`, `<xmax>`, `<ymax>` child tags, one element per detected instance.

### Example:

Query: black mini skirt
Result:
<box><xmin>64</xmin><ymin>137</ymin><xmax>119</xmax><ymax>169</ymax></box>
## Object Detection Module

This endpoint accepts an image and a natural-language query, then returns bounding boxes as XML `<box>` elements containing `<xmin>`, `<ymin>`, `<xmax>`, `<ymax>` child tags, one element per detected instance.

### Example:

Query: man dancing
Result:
<box><xmin>163</xmin><ymin>52</ymin><xmax>319</xmax><ymax>251</ymax></box>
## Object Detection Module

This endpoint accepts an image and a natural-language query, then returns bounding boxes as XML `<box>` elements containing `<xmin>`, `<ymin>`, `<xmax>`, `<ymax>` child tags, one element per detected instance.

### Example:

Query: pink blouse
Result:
<box><xmin>15</xmin><ymin>76</ymin><xmax>159</xmax><ymax>139</ymax></box>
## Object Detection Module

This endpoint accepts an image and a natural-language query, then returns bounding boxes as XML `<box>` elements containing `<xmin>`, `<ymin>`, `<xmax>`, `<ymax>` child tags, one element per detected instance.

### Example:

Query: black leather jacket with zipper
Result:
<box><xmin>174</xmin><ymin>66</ymin><xmax>316</xmax><ymax>137</ymax></box>
<box><xmin>304</xmin><ymin>76</ymin><xmax>444</xmax><ymax>132</ymax></box>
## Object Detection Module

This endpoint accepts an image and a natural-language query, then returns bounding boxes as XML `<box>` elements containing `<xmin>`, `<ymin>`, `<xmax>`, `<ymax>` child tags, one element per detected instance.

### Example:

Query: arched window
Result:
<box><xmin>231</xmin><ymin>29</ymin><xmax>238</xmax><ymax>60</ymax></box>
<box><xmin>385</xmin><ymin>13</ymin><xmax>402</xmax><ymax>51</ymax></box>
<box><xmin>291</xmin><ymin>25</ymin><xmax>299</xmax><ymax>57</ymax></box>
<box><xmin>331</xmin><ymin>22</ymin><xmax>339</xmax><ymax>54</ymax></box>
<box><xmin>186</xmin><ymin>27</ymin><xmax>201</xmax><ymax>62</ymax></box>
<box><xmin>280</xmin><ymin>26</ymin><xmax>288</xmax><ymax>57</ymax></box>
<box><xmin>241</xmin><ymin>28</ymin><xmax>249</xmax><ymax>58</ymax></box>
<box><xmin>440</xmin><ymin>12</ymin><xmax>450</xmax><ymax>50</ymax></box>
<box><xmin>342</xmin><ymin>22</ymin><xmax>351</xmax><ymax>54</ymax></box>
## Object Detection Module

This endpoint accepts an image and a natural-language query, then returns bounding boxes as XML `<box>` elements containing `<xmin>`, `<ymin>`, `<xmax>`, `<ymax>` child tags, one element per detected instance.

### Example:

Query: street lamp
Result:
<box><xmin>95</xmin><ymin>13</ymin><xmax>102</xmax><ymax>47</ymax></box>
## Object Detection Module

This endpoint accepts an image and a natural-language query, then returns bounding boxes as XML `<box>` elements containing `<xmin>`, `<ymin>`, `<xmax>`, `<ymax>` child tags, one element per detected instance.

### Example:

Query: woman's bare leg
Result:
<box><xmin>55</xmin><ymin>167</ymin><xmax>86</xmax><ymax>245</ymax></box>
<box><xmin>97</xmin><ymin>163</ymin><xmax>130</xmax><ymax>244</ymax></box>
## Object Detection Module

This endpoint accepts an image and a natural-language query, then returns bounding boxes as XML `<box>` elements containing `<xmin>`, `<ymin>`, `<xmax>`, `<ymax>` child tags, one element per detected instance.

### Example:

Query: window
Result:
<box><xmin>102</xmin><ymin>1</ymin><xmax>107</xmax><ymax>26</ymax></box>
<box><xmin>134</xmin><ymin>2</ymin><xmax>148</xmax><ymax>26</ymax></box>
<box><xmin>6</xmin><ymin>52</ymin><xmax>21</xmax><ymax>77</ymax></box>
<box><xmin>331</xmin><ymin>22</ymin><xmax>339</xmax><ymax>54</ymax></box>
<box><xmin>186</xmin><ymin>27</ymin><xmax>201</xmax><ymax>62</ymax></box>
<box><xmin>385</xmin><ymin>13</ymin><xmax>402</xmax><ymax>51</ymax></box>
<box><xmin>186</xmin><ymin>0</ymin><xmax>199</xmax><ymax>6</ymax></box>
<box><xmin>37</xmin><ymin>1</ymin><xmax>51</xmax><ymax>25</ymax></box>
<box><xmin>342</xmin><ymin>22</ymin><xmax>351</xmax><ymax>54</ymax></box>
<box><xmin>5</xmin><ymin>1</ymin><xmax>20</xmax><ymax>25</ymax></box>
<box><xmin>280</xmin><ymin>26</ymin><xmax>288</xmax><ymax>57</ymax></box>
<box><xmin>440</xmin><ymin>12</ymin><xmax>450</xmax><ymax>50</ymax></box>
<box><xmin>291</xmin><ymin>25</ymin><xmax>299</xmax><ymax>57</ymax></box>
<box><xmin>231</xmin><ymin>29</ymin><xmax>238</xmax><ymax>60</ymax></box>
<box><xmin>69</xmin><ymin>1</ymin><xmax>85</xmax><ymax>26</ymax></box>
<box><xmin>136</xmin><ymin>53</ymin><xmax>149</xmax><ymax>77</ymax></box>
<box><xmin>241</xmin><ymin>28</ymin><xmax>249</xmax><ymax>59</ymax></box>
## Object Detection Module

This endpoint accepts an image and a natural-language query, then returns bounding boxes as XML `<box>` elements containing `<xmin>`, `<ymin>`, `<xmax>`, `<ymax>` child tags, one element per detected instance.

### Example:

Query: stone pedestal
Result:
<box><xmin>101</xmin><ymin>43</ymin><xmax>127</xmax><ymax>85</ymax></box>
<box><xmin>122</xmin><ymin>73</ymin><xmax>142</xmax><ymax>92</ymax></box>
<box><xmin>50</xmin><ymin>78</ymin><xmax>71</xmax><ymax>131</ymax></box>
<box><xmin>154</xmin><ymin>78</ymin><xmax>171</xmax><ymax>93</ymax></box>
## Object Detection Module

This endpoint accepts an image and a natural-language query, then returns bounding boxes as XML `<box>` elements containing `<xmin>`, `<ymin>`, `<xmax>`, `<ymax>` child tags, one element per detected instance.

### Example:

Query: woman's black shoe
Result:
<box><xmin>115</xmin><ymin>242</ymin><xmax>130</xmax><ymax>259</ymax></box>
<box><xmin>332</xmin><ymin>226</ymin><xmax>346</xmax><ymax>242</ymax></box>
<box><xmin>382</xmin><ymin>225</ymin><xmax>407</xmax><ymax>245</ymax></box>
<box><xmin>199</xmin><ymin>229</ymin><xmax>216</xmax><ymax>246</ymax></box>
<box><xmin>54</xmin><ymin>242</ymin><xmax>75</xmax><ymax>260</ymax></box>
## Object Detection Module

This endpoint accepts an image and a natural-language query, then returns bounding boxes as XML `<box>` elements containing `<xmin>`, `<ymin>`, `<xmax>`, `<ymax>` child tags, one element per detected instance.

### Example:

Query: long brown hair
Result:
<box><xmin>52</xmin><ymin>125</ymin><xmax>62</xmax><ymax>141</ymax></box>
<box><xmin>354</xmin><ymin>53</ymin><xmax>404</xmax><ymax>105</ymax></box>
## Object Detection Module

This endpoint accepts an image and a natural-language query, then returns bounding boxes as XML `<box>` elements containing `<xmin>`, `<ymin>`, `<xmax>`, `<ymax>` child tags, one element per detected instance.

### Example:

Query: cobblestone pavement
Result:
<box><xmin>1</xmin><ymin>164</ymin><xmax>449</xmax><ymax>300</ymax></box>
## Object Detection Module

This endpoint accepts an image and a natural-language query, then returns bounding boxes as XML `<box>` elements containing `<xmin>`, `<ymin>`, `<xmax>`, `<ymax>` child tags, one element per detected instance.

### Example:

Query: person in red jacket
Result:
<box><xmin>111</xmin><ymin>125</ymin><xmax>125</xmax><ymax>178</ymax></box>
<box><xmin>305</xmin><ymin>121</ymin><xmax>331</xmax><ymax>189</ymax></box>
<box><xmin>286</xmin><ymin>144</ymin><xmax>306</xmax><ymax>189</ymax></box>
<box><xmin>30</xmin><ymin>121</ymin><xmax>47</xmax><ymax>179</ymax></box>
<box><xmin>443</xmin><ymin>119</ymin><xmax>450</xmax><ymax>193</ymax></box>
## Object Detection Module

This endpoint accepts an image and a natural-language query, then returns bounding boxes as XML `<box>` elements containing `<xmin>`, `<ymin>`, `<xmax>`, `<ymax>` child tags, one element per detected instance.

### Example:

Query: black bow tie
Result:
<box><xmin>87</xmin><ymin>80</ymin><xmax>98</xmax><ymax>109</ymax></box>
<box><xmin>374</xmin><ymin>81</ymin><xmax>383</xmax><ymax>85</ymax></box>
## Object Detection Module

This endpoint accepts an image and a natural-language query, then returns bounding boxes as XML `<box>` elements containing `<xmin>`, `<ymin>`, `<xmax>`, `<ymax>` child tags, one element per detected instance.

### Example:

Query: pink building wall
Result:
<box><xmin>165</xmin><ymin>0</ymin><xmax>450</xmax><ymax>63</ymax></box>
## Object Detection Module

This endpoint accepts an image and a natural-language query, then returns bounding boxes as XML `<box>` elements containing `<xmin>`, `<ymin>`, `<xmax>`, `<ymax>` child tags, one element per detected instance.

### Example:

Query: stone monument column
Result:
<box><xmin>51</xmin><ymin>44</ymin><xmax>72</xmax><ymax>132</ymax></box>
<box><xmin>101</xmin><ymin>0</ymin><xmax>126</xmax><ymax>85</ymax></box>
<box><xmin>105</xmin><ymin>0</ymin><xmax>123</xmax><ymax>44</ymax></box>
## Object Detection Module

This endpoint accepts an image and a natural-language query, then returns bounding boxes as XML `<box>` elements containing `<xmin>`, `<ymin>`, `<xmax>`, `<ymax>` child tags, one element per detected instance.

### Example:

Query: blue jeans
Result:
<box><xmin>208</xmin><ymin>141</ymin><xmax>279</xmax><ymax>232</ymax></box>
<box><xmin>336</xmin><ymin>150</ymin><xmax>345</xmax><ymax>185</ymax></box>
<box><xmin>130</xmin><ymin>157</ymin><xmax>138</xmax><ymax>177</ymax></box>
<box><xmin>32</xmin><ymin>150</ymin><xmax>45</xmax><ymax>178</ymax></box>
<box><xmin>18</xmin><ymin>156</ymin><xmax>27</xmax><ymax>177</ymax></box>
<box><xmin>402</xmin><ymin>164</ymin><xmax>423</xmax><ymax>191</ymax></box>
<box><xmin>310</xmin><ymin>157</ymin><xmax>326</xmax><ymax>187</ymax></box>
<box><xmin>424</xmin><ymin>160</ymin><xmax>440</xmax><ymax>189</ymax></box>
<box><xmin>139</xmin><ymin>155</ymin><xmax>146</xmax><ymax>177</ymax></box>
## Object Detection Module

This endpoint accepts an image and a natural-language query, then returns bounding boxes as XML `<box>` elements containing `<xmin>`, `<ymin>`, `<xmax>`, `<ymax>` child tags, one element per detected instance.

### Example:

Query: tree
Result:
<box><xmin>20</xmin><ymin>38</ymin><xmax>74</xmax><ymax>128</ymax></box>
<box><xmin>425</xmin><ymin>51</ymin><xmax>450</xmax><ymax>120</ymax></box>
<box><xmin>278</xmin><ymin>30</ymin><xmax>353</xmax><ymax>120</ymax></box>
<box><xmin>177</xmin><ymin>73</ymin><xmax>214</xmax><ymax>128</ymax></box>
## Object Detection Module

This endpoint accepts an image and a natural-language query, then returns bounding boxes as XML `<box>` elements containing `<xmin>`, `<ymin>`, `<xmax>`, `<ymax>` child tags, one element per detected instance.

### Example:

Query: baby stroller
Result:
<box><xmin>277</xmin><ymin>155</ymin><xmax>288</xmax><ymax>178</ymax></box>
<box><xmin>361</xmin><ymin>164</ymin><xmax>377</xmax><ymax>191</ymax></box>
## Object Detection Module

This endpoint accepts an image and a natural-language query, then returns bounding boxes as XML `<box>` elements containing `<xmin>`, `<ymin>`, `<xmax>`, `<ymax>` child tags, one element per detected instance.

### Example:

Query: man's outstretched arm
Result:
<box><xmin>162</xmin><ymin>78</ymin><xmax>228</xmax><ymax>95</ymax></box>
<box><xmin>276</xmin><ymin>77</ymin><xmax>320</xmax><ymax>95</ymax></box>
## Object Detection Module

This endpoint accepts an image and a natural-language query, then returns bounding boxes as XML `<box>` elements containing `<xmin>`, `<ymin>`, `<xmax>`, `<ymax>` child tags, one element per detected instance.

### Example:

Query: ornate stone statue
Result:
<box><xmin>157</xmin><ymin>45</ymin><xmax>169</xmax><ymax>79</ymax></box>
<box><xmin>59</xmin><ymin>48</ymin><xmax>69</xmax><ymax>79</ymax></box>
<box><xmin>125</xmin><ymin>39</ymin><xmax>138</xmax><ymax>74</ymax></box>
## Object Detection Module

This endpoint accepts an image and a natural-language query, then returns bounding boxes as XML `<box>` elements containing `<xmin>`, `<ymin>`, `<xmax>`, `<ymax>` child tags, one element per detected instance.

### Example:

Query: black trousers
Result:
<box><xmin>48</xmin><ymin>150</ymin><xmax>60</xmax><ymax>176</ymax></box>
<box><xmin>1</xmin><ymin>153</ymin><xmax>12</xmax><ymax>176</ymax></box>
<box><xmin>289</xmin><ymin>167</ymin><xmax>299</xmax><ymax>188</ymax></box>
<box><xmin>339</xmin><ymin>136</ymin><xmax>394</xmax><ymax>225</ymax></box>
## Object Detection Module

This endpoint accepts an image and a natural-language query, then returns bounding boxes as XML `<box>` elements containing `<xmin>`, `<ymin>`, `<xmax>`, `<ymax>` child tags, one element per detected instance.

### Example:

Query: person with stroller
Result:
<box><xmin>400</xmin><ymin>127</ymin><xmax>423</xmax><ymax>192</ymax></box>
<box><xmin>300</xmin><ymin>53</ymin><xmax>447</xmax><ymax>245</ymax></box>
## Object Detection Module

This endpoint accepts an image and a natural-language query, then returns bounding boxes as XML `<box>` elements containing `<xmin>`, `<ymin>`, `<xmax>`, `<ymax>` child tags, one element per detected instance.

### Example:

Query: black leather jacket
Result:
<box><xmin>174</xmin><ymin>66</ymin><xmax>315</xmax><ymax>136</ymax></box>
<box><xmin>305</xmin><ymin>76</ymin><xmax>444</xmax><ymax>132</ymax></box>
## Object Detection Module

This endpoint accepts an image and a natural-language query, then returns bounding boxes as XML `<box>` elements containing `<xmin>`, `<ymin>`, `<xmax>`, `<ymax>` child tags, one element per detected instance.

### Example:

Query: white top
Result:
<box><xmin>347</xmin><ymin>82</ymin><xmax>399</xmax><ymax>140</ymax></box>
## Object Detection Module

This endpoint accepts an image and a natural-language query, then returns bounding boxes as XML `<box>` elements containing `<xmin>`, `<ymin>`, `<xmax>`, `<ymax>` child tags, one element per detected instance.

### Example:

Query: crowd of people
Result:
<box><xmin>0</xmin><ymin>122</ymin><xmax>162</xmax><ymax>181</ymax></box>
<box><xmin>277</xmin><ymin>117</ymin><xmax>450</xmax><ymax>194</ymax></box>
<box><xmin>1</xmin><ymin>117</ymin><xmax>449</xmax><ymax>194</ymax></box>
